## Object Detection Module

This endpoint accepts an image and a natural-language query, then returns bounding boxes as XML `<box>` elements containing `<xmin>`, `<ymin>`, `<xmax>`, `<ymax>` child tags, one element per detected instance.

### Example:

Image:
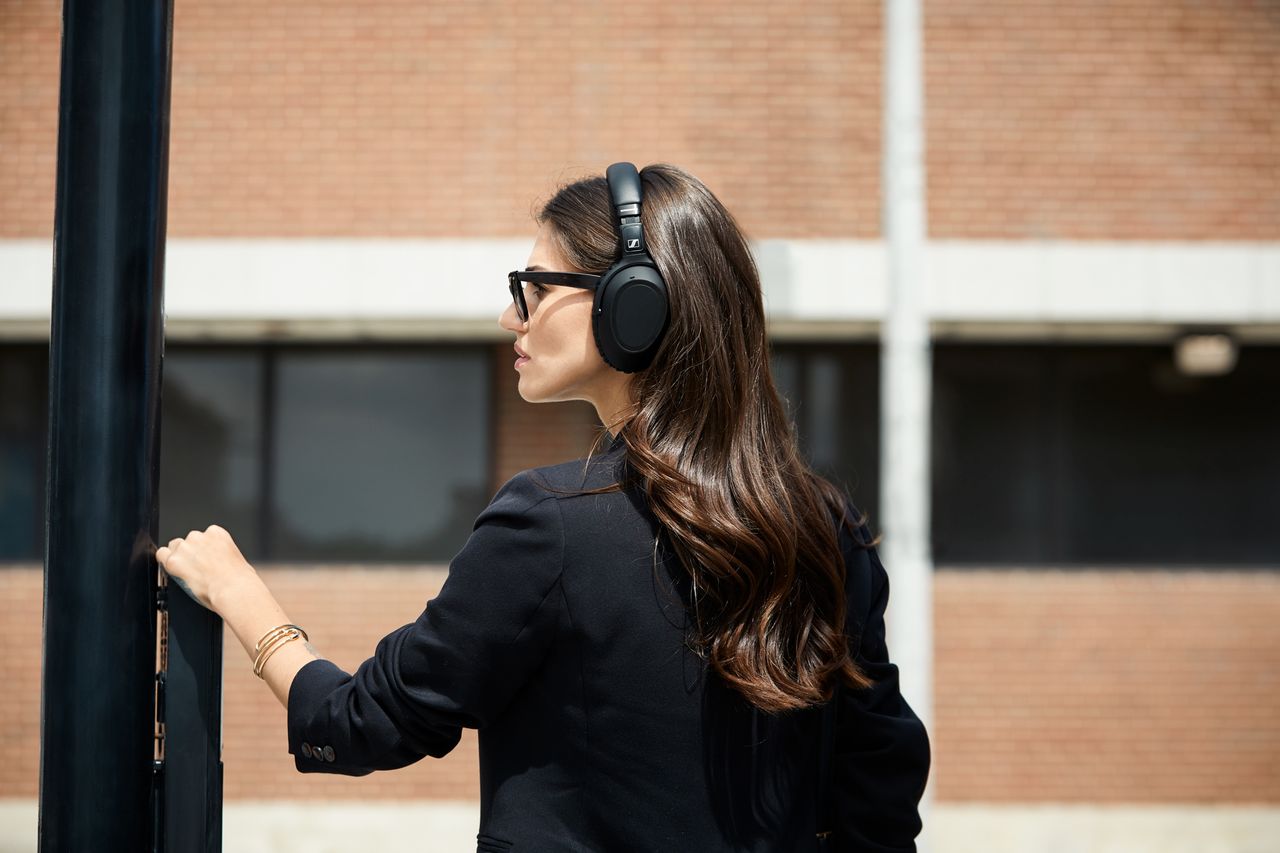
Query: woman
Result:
<box><xmin>156</xmin><ymin>162</ymin><xmax>930</xmax><ymax>852</ymax></box>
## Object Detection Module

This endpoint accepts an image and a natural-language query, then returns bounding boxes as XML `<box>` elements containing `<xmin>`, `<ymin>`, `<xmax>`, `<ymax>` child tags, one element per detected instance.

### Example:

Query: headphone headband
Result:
<box><xmin>606</xmin><ymin>162</ymin><xmax>642</xmax><ymax>207</ymax></box>
<box><xmin>606</xmin><ymin>162</ymin><xmax>648</xmax><ymax>257</ymax></box>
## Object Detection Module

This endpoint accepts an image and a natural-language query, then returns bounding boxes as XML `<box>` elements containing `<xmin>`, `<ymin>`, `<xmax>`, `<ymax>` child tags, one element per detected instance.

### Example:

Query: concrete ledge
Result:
<box><xmin>920</xmin><ymin>803</ymin><xmax>1280</xmax><ymax>853</ymax></box>
<box><xmin>3</xmin><ymin>799</ymin><xmax>1278</xmax><ymax>852</ymax></box>
<box><xmin>3</xmin><ymin>239</ymin><xmax>1277</xmax><ymax>338</ymax></box>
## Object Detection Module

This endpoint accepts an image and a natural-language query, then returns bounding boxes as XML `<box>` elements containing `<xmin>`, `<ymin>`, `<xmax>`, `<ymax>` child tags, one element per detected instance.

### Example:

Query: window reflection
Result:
<box><xmin>931</xmin><ymin>344</ymin><xmax>1280</xmax><ymax>566</ymax></box>
<box><xmin>160</xmin><ymin>351</ymin><xmax>264</xmax><ymax>557</ymax></box>
<box><xmin>0</xmin><ymin>346</ymin><xmax>45</xmax><ymax>561</ymax></box>
<box><xmin>270</xmin><ymin>347</ymin><xmax>489</xmax><ymax>562</ymax></box>
<box><xmin>770</xmin><ymin>343</ymin><xmax>880</xmax><ymax>525</ymax></box>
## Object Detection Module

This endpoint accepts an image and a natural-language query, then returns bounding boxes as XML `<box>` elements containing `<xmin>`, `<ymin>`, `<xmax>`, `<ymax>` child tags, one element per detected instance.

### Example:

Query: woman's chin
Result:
<box><xmin>515</xmin><ymin>377</ymin><xmax>548</xmax><ymax>404</ymax></box>
<box><xmin>517</xmin><ymin>379</ymin><xmax>573</xmax><ymax>406</ymax></box>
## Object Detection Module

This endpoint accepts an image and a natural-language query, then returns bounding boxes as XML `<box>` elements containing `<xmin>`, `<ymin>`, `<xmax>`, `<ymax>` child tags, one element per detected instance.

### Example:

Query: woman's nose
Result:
<box><xmin>499</xmin><ymin>301</ymin><xmax>526</xmax><ymax>332</ymax></box>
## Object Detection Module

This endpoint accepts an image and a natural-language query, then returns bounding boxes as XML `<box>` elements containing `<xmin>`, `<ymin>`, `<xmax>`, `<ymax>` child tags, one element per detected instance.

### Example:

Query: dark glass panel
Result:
<box><xmin>770</xmin><ymin>343</ymin><xmax>880</xmax><ymax>529</ymax></box>
<box><xmin>932</xmin><ymin>344</ymin><xmax>1280</xmax><ymax>567</ymax></box>
<box><xmin>931</xmin><ymin>346</ymin><xmax>1051</xmax><ymax>564</ymax></box>
<box><xmin>270</xmin><ymin>346</ymin><xmax>490</xmax><ymax>562</ymax></box>
<box><xmin>0</xmin><ymin>346</ymin><xmax>47</xmax><ymax>561</ymax></box>
<box><xmin>1057</xmin><ymin>345</ymin><xmax>1280</xmax><ymax>565</ymax></box>
<box><xmin>159</xmin><ymin>349</ymin><xmax>265</xmax><ymax>558</ymax></box>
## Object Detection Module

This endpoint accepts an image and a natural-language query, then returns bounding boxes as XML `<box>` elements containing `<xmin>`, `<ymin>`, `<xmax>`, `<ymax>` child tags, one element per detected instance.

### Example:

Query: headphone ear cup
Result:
<box><xmin>592</xmin><ymin>262</ymin><xmax>669</xmax><ymax>373</ymax></box>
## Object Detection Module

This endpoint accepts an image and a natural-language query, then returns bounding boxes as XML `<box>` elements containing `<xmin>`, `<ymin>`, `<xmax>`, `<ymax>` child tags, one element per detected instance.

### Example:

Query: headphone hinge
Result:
<box><xmin>620</xmin><ymin>222</ymin><xmax>645</xmax><ymax>253</ymax></box>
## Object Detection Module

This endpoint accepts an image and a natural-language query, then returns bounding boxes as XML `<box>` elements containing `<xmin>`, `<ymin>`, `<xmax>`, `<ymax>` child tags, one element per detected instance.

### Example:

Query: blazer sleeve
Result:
<box><xmin>832</xmin><ymin>527</ymin><xmax>932</xmax><ymax>851</ymax></box>
<box><xmin>284</xmin><ymin>470</ymin><xmax>566</xmax><ymax>776</ymax></box>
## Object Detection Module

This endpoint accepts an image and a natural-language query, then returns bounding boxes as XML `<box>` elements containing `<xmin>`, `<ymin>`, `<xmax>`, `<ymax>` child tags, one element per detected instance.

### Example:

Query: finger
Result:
<box><xmin>168</xmin><ymin>537</ymin><xmax>183</xmax><ymax>549</ymax></box>
<box><xmin>155</xmin><ymin>546</ymin><xmax>168</xmax><ymax>563</ymax></box>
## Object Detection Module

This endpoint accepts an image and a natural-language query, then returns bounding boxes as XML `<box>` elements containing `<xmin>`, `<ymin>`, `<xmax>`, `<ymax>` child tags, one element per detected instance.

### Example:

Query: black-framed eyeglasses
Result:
<box><xmin>508</xmin><ymin>269</ymin><xmax>601</xmax><ymax>324</ymax></box>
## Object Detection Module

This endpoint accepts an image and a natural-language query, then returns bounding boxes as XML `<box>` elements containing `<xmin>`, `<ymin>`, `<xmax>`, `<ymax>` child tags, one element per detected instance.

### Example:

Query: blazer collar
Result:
<box><xmin>606</xmin><ymin>431</ymin><xmax>626</xmax><ymax>453</ymax></box>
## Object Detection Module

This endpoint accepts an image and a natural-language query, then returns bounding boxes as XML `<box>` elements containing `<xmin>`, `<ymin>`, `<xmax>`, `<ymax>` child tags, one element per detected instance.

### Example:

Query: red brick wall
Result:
<box><xmin>4</xmin><ymin>566</ymin><xmax>1278</xmax><ymax>802</ymax></box>
<box><xmin>0</xmin><ymin>569</ymin><xmax>40</xmax><ymax>792</ymax></box>
<box><xmin>931</xmin><ymin>569</ymin><xmax>1280</xmax><ymax>802</ymax></box>
<box><xmin>924</xmin><ymin>1</ymin><xmax>1280</xmax><ymax>240</ymax></box>
<box><xmin>3</xmin><ymin>0</ymin><xmax>1276</xmax><ymax>240</ymax></box>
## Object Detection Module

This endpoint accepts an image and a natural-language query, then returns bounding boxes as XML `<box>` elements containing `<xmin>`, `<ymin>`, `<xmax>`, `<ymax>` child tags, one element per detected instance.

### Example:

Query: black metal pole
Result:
<box><xmin>40</xmin><ymin>1</ymin><xmax>175</xmax><ymax>850</ymax></box>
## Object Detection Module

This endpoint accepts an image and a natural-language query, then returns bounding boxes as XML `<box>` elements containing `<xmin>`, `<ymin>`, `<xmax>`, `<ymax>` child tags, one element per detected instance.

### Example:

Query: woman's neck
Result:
<box><xmin>593</xmin><ymin>377</ymin><xmax>635</xmax><ymax>437</ymax></box>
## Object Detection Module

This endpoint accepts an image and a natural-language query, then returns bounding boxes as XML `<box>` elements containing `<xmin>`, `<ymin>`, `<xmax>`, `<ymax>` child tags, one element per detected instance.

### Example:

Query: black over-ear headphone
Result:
<box><xmin>591</xmin><ymin>162</ymin><xmax>670</xmax><ymax>373</ymax></box>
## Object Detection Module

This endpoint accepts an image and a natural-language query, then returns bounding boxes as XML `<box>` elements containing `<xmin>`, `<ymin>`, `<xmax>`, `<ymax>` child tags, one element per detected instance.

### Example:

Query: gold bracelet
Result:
<box><xmin>254</xmin><ymin>623</ymin><xmax>308</xmax><ymax>655</ymax></box>
<box><xmin>253</xmin><ymin>634</ymin><xmax>296</xmax><ymax>678</ymax></box>
<box><xmin>253</xmin><ymin>631</ymin><xmax>300</xmax><ymax>677</ymax></box>
<box><xmin>252</xmin><ymin>623</ymin><xmax>309</xmax><ymax>678</ymax></box>
<box><xmin>254</xmin><ymin>628</ymin><xmax>303</xmax><ymax>676</ymax></box>
<box><xmin>254</xmin><ymin>628</ymin><xmax>305</xmax><ymax>679</ymax></box>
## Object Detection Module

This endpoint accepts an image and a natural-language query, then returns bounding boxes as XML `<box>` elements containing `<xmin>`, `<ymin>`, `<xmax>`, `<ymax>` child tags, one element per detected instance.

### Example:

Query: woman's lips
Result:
<box><xmin>514</xmin><ymin>344</ymin><xmax>530</xmax><ymax>368</ymax></box>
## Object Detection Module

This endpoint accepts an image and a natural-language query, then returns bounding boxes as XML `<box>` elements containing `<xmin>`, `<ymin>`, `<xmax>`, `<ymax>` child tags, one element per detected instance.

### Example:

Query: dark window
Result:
<box><xmin>11</xmin><ymin>340</ymin><xmax>1273</xmax><ymax>568</ymax></box>
<box><xmin>770</xmin><ymin>343</ymin><xmax>881</xmax><ymax>529</ymax></box>
<box><xmin>160</xmin><ymin>351</ymin><xmax>265</xmax><ymax>556</ymax></box>
<box><xmin>932</xmin><ymin>344</ymin><xmax>1280</xmax><ymax>567</ymax></box>
<box><xmin>0</xmin><ymin>345</ymin><xmax>47</xmax><ymax>561</ymax></box>
<box><xmin>0</xmin><ymin>343</ymin><xmax>492</xmax><ymax>564</ymax></box>
<box><xmin>930</xmin><ymin>344</ymin><xmax>1048</xmax><ymax>563</ymax></box>
<box><xmin>268</xmin><ymin>347</ymin><xmax>490</xmax><ymax>562</ymax></box>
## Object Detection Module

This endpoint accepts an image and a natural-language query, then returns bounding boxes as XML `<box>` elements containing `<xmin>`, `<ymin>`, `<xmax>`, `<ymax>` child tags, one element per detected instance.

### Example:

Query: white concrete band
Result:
<box><xmin>1</xmin><ymin>239</ymin><xmax>1277</xmax><ymax>338</ymax></box>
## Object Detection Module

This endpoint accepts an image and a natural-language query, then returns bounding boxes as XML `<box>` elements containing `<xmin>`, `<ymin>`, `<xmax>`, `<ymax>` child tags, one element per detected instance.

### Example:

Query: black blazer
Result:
<box><xmin>287</xmin><ymin>433</ymin><xmax>931</xmax><ymax>852</ymax></box>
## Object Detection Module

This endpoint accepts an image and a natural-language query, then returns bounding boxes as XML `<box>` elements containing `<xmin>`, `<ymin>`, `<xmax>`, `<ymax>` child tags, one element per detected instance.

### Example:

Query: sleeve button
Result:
<box><xmin>300</xmin><ymin>743</ymin><xmax>312</xmax><ymax>759</ymax></box>
<box><xmin>322</xmin><ymin>745</ymin><xmax>335</xmax><ymax>763</ymax></box>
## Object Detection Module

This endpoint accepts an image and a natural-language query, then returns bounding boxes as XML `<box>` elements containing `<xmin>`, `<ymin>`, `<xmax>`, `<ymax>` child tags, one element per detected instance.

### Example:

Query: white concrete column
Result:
<box><xmin>882</xmin><ymin>0</ymin><xmax>936</xmax><ymax>848</ymax></box>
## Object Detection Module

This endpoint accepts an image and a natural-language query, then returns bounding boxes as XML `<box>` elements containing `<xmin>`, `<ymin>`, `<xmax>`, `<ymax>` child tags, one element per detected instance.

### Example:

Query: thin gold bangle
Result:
<box><xmin>254</xmin><ymin>629</ymin><xmax>298</xmax><ymax>670</ymax></box>
<box><xmin>253</xmin><ymin>635</ymin><xmax>293</xmax><ymax>678</ymax></box>
<box><xmin>254</xmin><ymin>629</ymin><xmax>304</xmax><ymax>679</ymax></box>
<box><xmin>254</xmin><ymin>623</ymin><xmax>308</xmax><ymax>655</ymax></box>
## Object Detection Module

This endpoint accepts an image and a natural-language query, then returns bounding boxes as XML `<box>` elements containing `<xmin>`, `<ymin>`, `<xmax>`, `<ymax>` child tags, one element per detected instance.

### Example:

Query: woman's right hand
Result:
<box><xmin>155</xmin><ymin>524</ymin><xmax>257</xmax><ymax>614</ymax></box>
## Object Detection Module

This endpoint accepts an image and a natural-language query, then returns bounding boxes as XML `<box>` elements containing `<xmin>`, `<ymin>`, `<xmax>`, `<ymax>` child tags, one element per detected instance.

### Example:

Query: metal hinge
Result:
<box><xmin>155</xmin><ymin>577</ymin><xmax>169</xmax><ymax>765</ymax></box>
<box><xmin>152</xmin><ymin>570</ymin><xmax>169</xmax><ymax>852</ymax></box>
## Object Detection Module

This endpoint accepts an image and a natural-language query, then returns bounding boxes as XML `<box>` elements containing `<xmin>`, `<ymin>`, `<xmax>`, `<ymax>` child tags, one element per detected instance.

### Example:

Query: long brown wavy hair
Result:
<box><xmin>534</xmin><ymin>163</ymin><xmax>881</xmax><ymax>714</ymax></box>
